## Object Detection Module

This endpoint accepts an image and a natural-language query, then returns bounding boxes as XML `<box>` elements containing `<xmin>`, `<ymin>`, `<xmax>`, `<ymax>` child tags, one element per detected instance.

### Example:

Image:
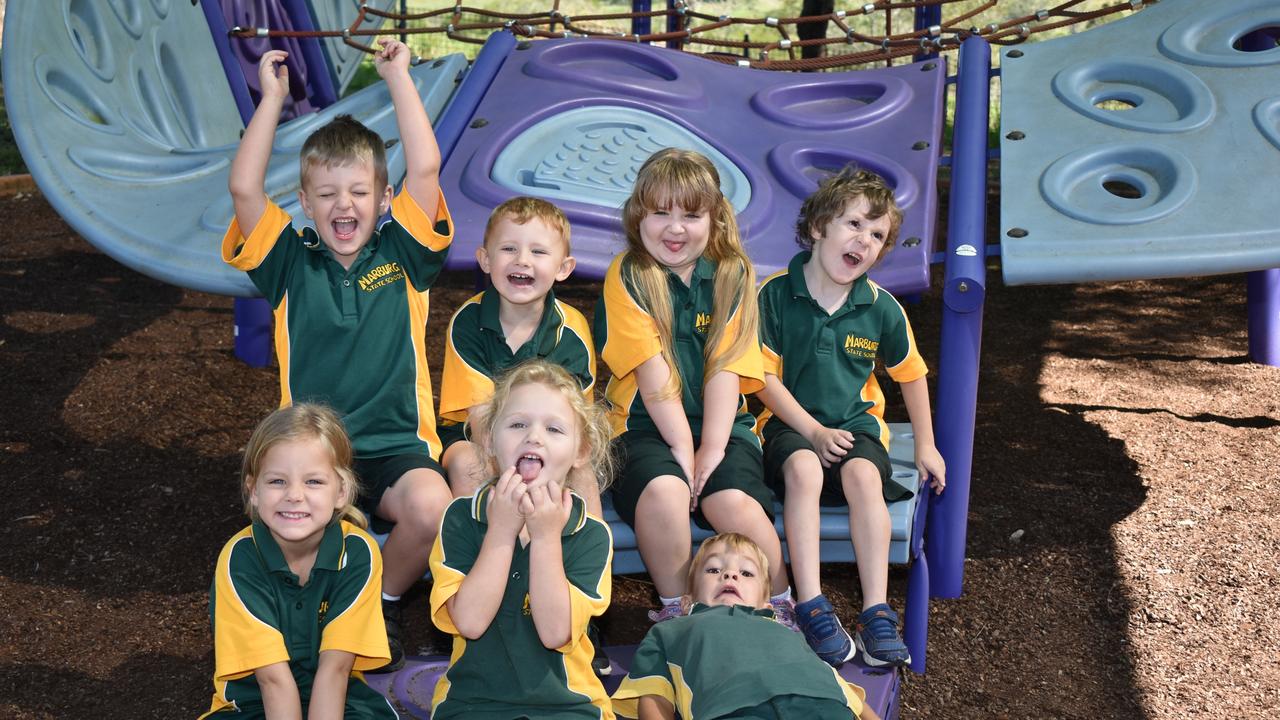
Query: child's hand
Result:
<box><xmin>257</xmin><ymin>50</ymin><xmax>290</xmax><ymax>101</ymax></box>
<box><xmin>374</xmin><ymin>38</ymin><xmax>413</xmax><ymax>79</ymax></box>
<box><xmin>486</xmin><ymin>467</ymin><xmax>528</xmax><ymax>538</ymax></box>
<box><xmin>806</xmin><ymin>426</ymin><xmax>854</xmax><ymax>468</ymax></box>
<box><xmin>669</xmin><ymin>444</ymin><xmax>696</xmax><ymax>510</ymax></box>
<box><xmin>522</xmin><ymin>479</ymin><xmax>572</xmax><ymax>541</ymax></box>
<box><xmin>916</xmin><ymin>443</ymin><xmax>946</xmax><ymax>494</ymax></box>
<box><xmin>690</xmin><ymin>445</ymin><xmax>724</xmax><ymax>511</ymax></box>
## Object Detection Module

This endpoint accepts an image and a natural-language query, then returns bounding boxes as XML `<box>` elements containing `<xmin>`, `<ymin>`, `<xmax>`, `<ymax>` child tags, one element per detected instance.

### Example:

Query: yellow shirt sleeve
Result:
<box><xmin>714</xmin><ymin>301</ymin><xmax>765</xmax><ymax>395</ymax></box>
<box><xmin>599</xmin><ymin>255</ymin><xmax>663</xmax><ymax>379</ymax></box>
<box><xmin>317</xmin><ymin>525</ymin><xmax>392</xmax><ymax>672</ymax></box>
<box><xmin>438</xmin><ymin>294</ymin><xmax>494</xmax><ymax>422</ymax></box>
<box><xmin>220</xmin><ymin>200</ymin><xmax>292</xmax><ymax>272</ymax></box>
<box><xmin>211</xmin><ymin>530</ymin><xmax>289</xmax><ymax>682</ymax></box>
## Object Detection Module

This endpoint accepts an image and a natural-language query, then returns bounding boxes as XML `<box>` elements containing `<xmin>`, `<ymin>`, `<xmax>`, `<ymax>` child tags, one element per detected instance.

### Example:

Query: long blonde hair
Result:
<box><xmin>476</xmin><ymin>360</ymin><xmax>615</xmax><ymax>493</ymax></box>
<box><xmin>240</xmin><ymin>403</ymin><xmax>368</xmax><ymax>529</ymax></box>
<box><xmin>620</xmin><ymin>148</ymin><xmax>759</xmax><ymax>400</ymax></box>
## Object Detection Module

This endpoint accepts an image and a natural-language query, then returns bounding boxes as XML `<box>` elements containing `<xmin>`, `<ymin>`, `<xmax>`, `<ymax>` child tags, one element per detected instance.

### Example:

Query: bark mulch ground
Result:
<box><xmin>1</xmin><ymin>191</ymin><xmax>1276</xmax><ymax>718</ymax></box>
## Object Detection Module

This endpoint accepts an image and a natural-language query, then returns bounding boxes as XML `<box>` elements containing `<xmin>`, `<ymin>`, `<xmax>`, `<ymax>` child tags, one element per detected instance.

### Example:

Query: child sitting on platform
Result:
<box><xmin>612</xmin><ymin>533</ymin><xmax>879</xmax><ymax>720</ymax></box>
<box><xmin>755</xmin><ymin>167</ymin><xmax>946</xmax><ymax>667</ymax></box>
<box><xmin>428</xmin><ymin>360</ymin><xmax>616</xmax><ymax>719</ymax></box>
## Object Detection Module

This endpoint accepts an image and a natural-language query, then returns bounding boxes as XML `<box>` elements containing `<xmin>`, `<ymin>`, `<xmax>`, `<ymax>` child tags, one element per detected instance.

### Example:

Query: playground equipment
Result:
<box><xmin>6</xmin><ymin>0</ymin><xmax>1275</xmax><ymax>717</ymax></box>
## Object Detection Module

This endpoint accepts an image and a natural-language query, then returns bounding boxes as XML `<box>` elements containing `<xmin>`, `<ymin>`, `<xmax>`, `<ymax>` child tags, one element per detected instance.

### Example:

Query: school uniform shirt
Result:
<box><xmin>438</xmin><ymin>288</ymin><xmax>595</xmax><ymax>424</ymax></box>
<box><xmin>428</xmin><ymin>487</ymin><xmax>615</xmax><ymax>720</ymax></box>
<box><xmin>757</xmin><ymin>251</ymin><xmax>928</xmax><ymax>450</ymax></box>
<box><xmin>201</xmin><ymin>520</ymin><xmax>394</xmax><ymax>719</ymax></box>
<box><xmin>594</xmin><ymin>253</ymin><xmax>764</xmax><ymax>442</ymax></box>
<box><xmin>611</xmin><ymin>603</ymin><xmax>867</xmax><ymax>720</ymax></box>
<box><xmin>222</xmin><ymin>190</ymin><xmax>453</xmax><ymax>459</ymax></box>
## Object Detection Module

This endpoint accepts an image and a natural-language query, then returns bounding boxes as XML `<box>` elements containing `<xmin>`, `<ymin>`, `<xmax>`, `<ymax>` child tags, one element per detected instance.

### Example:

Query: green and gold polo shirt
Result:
<box><xmin>594</xmin><ymin>253</ymin><xmax>764</xmax><ymax>443</ymax></box>
<box><xmin>428</xmin><ymin>487</ymin><xmax>614</xmax><ymax>720</ymax></box>
<box><xmin>756</xmin><ymin>251</ymin><xmax>927</xmax><ymax>450</ymax></box>
<box><xmin>611</xmin><ymin>603</ymin><xmax>867</xmax><ymax>720</ymax></box>
<box><xmin>201</xmin><ymin>520</ymin><xmax>394</xmax><ymax>719</ymax></box>
<box><xmin>222</xmin><ymin>190</ymin><xmax>453</xmax><ymax>459</ymax></box>
<box><xmin>438</xmin><ymin>288</ymin><xmax>595</xmax><ymax>424</ymax></box>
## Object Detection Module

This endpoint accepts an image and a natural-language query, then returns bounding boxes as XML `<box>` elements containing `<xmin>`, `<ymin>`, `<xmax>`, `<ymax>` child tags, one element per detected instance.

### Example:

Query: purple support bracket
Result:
<box><xmin>631</xmin><ymin>0</ymin><xmax>652</xmax><ymax>37</ymax></box>
<box><xmin>1248</xmin><ymin>269</ymin><xmax>1280</xmax><ymax>366</ymax></box>
<box><xmin>926</xmin><ymin>36</ymin><xmax>990</xmax><ymax>599</ymax></box>
<box><xmin>234</xmin><ymin>297</ymin><xmax>274</xmax><ymax>367</ymax></box>
<box><xmin>913</xmin><ymin>3</ymin><xmax>943</xmax><ymax>62</ymax></box>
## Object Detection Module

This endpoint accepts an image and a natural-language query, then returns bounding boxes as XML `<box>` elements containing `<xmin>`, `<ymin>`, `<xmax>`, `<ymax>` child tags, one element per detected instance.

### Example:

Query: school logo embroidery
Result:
<box><xmin>358</xmin><ymin>262</ymin><xmax>404</xmax><ymax>292</ymax></box>
<box><xmin>522</xmin><ymin>594</ymin><xmax>531</xmax><ymax>616</ymax></box>
<box><xmin>694</xmin><ymin>312</ymin><xmax>712</xmax><ymax>334</ymax></box>
<box><xmin>844</xmin><ymin>334</ymin><xmax>879</xmax><ymax>359</ymax></box>
<box><xmin>317</xmin><ymin>600</ymin><xmax>330</xmax><ymax>623</ymax></box>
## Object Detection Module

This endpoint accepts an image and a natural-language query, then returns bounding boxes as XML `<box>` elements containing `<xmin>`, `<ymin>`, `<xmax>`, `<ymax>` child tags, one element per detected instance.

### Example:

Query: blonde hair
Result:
<box><xmin>485</xmin><ymin>196</ymin><xmax>572</xmax><ymax>254</ymax></box>
<box><xmin>240</xmin><ymin>403</ymin><xmax>368</xmax><ymax>529</ymax></box>
<box><xmin>795</xmin><ymin>166</ymin><xmax>902</xmax><ymax>264</ymax></box>
<box><xmin>476</xmin><ymin>360</ymin><xmax>614</xmax><ymax>493</ymax></box>
<box><xmin>299</xmin><ymin>114</ymin><xmax>388</xmax><ymax>191</ymax></box>
<box><xmin>687</xmin><ymin>532</ymin><xmax>772</xmax><ymax>606</ymax></box>
<box><xmin>620</xmin><ymin>148</ymin><xmax>759</xmax><ymax>399</ymax></box>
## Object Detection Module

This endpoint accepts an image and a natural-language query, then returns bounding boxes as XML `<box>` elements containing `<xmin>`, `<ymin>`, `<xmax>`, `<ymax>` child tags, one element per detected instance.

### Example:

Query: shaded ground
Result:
<box><xmin>1</xmin><ymin>191</ymin><xmax>1277</xmax><ymax>718</ymax></box>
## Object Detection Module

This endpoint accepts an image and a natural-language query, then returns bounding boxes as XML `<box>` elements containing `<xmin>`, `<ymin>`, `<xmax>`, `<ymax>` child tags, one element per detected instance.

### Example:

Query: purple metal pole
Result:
<box><xmin>913</xmin><ymin>3</ymin><xmax>943</xmax><ymax>62</ymax></box>
<box><xmin>666</xmin><ymin>0</ymin><xmax>681</xmax><ymax>50</ymax></box>
<box><xmin>926</xmin><ymin>36</ymin><xmax>990</xmax><ymax>599</ymax></box>
<box><xmin>632</xmin><ymin>1</ymin><xmax>652</xmax><ymax>37</ymax></box>
<box><xmin>1248</xmin><ymin>269</ymin><xmax>1280</xmax><ymax>366</ymax></box>
<box><xmin>434</xmin><ymin>30</ymin><xmax>516</xmax><ymax>167</ymax></box>
<box><xmin>234</xmin><ymin>297</ymin><xmax>273</xmax><ymax>367</ymax></box>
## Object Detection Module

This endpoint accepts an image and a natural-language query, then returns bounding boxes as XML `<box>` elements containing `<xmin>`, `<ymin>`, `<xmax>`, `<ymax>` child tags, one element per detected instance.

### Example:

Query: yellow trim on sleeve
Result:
<box><xmin>557</xmin><ymin>299</ymin><xmax>598</xmax><ymax>396</ymax></box>
<box><xmin>438</xmin><ymin>294</ymin><xmax>494</xmax><ymax>422</ymax></box>
<box><xmin>600</xmin><ymin>255</ymin><xmax>663</xmax><ymax>379</ymax></box>
<box><xmin>316</xmin><ymin>526</ymin><xmax>392</xmax><ymax>671</ymax></box>
<box><xmin>427</xmin><ymin>536</ymin><xmax>465</xmax><ymax>636</ymax></box>
<box><xmin>211</xmin><ymin>530</ymin><xmax>289</xmax><ymax>682</ymax></box>
<box><xmin>611</xmin><ymin>674</ymin><xmax>678</xmax><ymax>719</ymax></box>
<box><xmin>390</xmin><ymin>188</ymin><xmax>453</xmax><ymax>252</ymax></box>
<box><xmin>717</xmin><ymin>304</ymin><xmax>765</xmax><ymax>395</ymax></box>
<box><xmin>221</xmin><ymin>200</ymin><xmax>292</xmax><ymax>272</ymax></box>
<box><xmin>406</xmin><ymin>283</ymin><xmax>441</xmax><ymax>458</ymax></box>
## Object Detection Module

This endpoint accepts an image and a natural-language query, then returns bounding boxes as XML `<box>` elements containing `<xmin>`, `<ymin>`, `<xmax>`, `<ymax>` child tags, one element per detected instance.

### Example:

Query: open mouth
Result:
<box><xmin>661</xmin><ymin>239</ymin><xmax>686</xmax><ymax>254</ymax></box>
<box><xmin>516</xmin><ymin>453</ymin><xmax>544</xmax><ymax>482</ymax></box>
<box><xmin>507</xmin><ymin>272</ymin><xmax>534</xmax><ymax>288</ymax></box>
<box><xmin>843</xmin><ymin>251</ymin><xmax>864</xmax><ymax>268</ymax></box>
<box><xmin>333</xmin><ymin>217</ymin><xmax>358</xmax><ymax>241</ymax></box>
<box><xmin>716</xmin><ymin>585</ymin><xmax>741</xmax><ymax>602</ymax></box>
<box><xmin>278</xmin><ymin>511</ymin><xmax>310</xmax><ymax>521</ymax></box>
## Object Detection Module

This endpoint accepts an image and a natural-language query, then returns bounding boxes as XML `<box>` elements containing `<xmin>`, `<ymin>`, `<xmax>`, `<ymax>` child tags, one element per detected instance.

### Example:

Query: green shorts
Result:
<box><xmin>763</xmin><ymin>423</ymin><xmax>914</xmax><ymax>505</ymax></box>
<box><xmin>354</xmin><ymin>453</ymin><xmax>446</xmax><ymax>534</ymax></box>
<box><xmin>437</xmin><ymin>420</ymin><xmax>468</xmax><ymax>456</ymax></box>
<box><xmin>721</xmin><ymin>695</ymin><xmax>857</xmax><ymax>719</ymax></box>
<box><xmin>610</xmin><ymin>431</ymin><xmax>775</xmax><ymax>531</ymax></box>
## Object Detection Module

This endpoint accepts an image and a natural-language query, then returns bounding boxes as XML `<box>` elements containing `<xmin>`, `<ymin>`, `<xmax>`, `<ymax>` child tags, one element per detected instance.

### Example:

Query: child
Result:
<box><xmin>595</xmin><ymin>148</ymin><xmax>792</xmax><ymax>625</ymax></box>
<box><xmin>428</xmin><ymin>360</ymin><xmax>616</xmax><ymax>719</ymax></box>
<box><xmin>755</xmin><ymin>167</ymin><xmax>946</xmax><ymax>667</ymax></box>
<box><xmin>224</xmin><ymin>40</ymin><xmax>454</xmax><ymax>670</ymax></box>
<box><xmin>439</xmin><ymin>196</ymin><xmax>597</xmax><ymax>510</ymax></box>
<box><xmin>611</xmin><ymin>533</ymin><xmax>880</xmax><ymax>720</ymax></box>
<box><xmin>201</xmin><ymin>404</ymin><xmax>396</xmax><ymax>719</ymax></box>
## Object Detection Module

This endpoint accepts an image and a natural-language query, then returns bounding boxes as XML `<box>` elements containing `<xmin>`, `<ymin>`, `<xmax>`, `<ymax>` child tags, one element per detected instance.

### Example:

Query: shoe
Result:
<box><xmin>770</xmin><ymin>596</ymin><xmax>799</xmax><ymax>632</ymax></box>
<box><xmin>854</xmin><ymin>603</ymin><xmax>911</xmax><ymax>667</ymax></box>
<box><xmin>587</xmin><ymin>621</ymin><xmax>612</xmax><ymax>677</ymax></box>
<box><xmin>369</xmin><ymin>598</ymin><xmax>405</xmax><ymax>673</ymax></box>
<box><xmin>794</xmin><ymin>594</ymin><xmax>855</xmax><ymax>667</ymax></box>
<box><xmin>646</xmin><ymin>602</ymin><xmax>685</xmax><ymax>623</ymax></box>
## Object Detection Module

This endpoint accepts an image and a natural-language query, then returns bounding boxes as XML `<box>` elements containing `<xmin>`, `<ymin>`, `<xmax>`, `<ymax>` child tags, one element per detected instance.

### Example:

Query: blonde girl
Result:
<box><xmin>595</xmin><ymin>148</ymin><xmax>792</xmax><ymax>625</ymax></box>
<box><xmin>202</xmin><ymin>404</ymin><xmax>396</xmax><ymax>720</ymax></box>
<box><xmin>428</xmin><ymin>360</ymin><xmax>615</xmax><ymax>720</ymax></box>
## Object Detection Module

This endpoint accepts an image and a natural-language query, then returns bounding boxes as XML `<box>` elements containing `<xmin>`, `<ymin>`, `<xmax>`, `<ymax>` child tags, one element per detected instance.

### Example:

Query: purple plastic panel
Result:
<box><xmin>369</xmin><ymin>649</ymin><xmax>902</xmax><ymax>719</ymax></box>
<box><xmin>199</xmin><ymin>0</ymin><xmax>338</xmax><ymax>124</ymax></box>
<box><xmin>438</xmin><ymin>39</ymin><xmax>947</xmax><ymax>295</ymax></box>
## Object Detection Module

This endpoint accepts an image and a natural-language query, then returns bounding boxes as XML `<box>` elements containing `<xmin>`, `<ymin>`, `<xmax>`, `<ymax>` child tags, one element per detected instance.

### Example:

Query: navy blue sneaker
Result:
<box><xmin>794</xmin><ymin>594</ymin><xmax>855</xmax><ymax>667</ymax></box>
<box><xmin>854</xmin><ymin>603</ymin><xmax>911</xmax><ymax>667</ymax></box>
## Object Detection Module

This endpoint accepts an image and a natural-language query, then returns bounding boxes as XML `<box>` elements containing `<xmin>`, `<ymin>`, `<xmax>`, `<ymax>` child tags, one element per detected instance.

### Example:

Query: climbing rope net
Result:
<box><xmin>231</xmin><ymin>0</ymin><xmax>1142</xmax><ymax>70</ymax></box>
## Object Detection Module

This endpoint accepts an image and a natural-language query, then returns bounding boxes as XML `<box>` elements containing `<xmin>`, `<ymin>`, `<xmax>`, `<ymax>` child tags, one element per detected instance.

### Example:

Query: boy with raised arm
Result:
<box><xmin>224</xmin><ymin>40</ymin><xmax>453</xmax><ymax>671</ymax></box>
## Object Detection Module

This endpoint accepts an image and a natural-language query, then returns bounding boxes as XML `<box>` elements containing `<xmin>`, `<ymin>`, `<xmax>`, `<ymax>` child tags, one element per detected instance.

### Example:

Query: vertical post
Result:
<box><xmin>1248</xmin><ymin>269</ymin><xmax>1280</xmax><ymax>366</ymax></box>
<box><xmin>632</xmin><ymin>0</ymin><xmax>651</xmax><ymax>37</ymax></box>
<box><xmin>399</xmin><ymin>0</ymin><xmax>407</xmax><ymax>45</ymax></box>
<box><xmin>433</xmin><ymin>30</ymin><xmax>516</xmax><ymax>166</ymax></box>
<box><xmin>667</xmin><ymin>0</ymin><xmax>681</xmax><ymax>50</ymax></box>
<box><xmin>234</xmin><ymin>297</ymin><xmax>273</xmax><ymax>368</ymax></box>
<box><xmin>913</xmin><ymin>2</ymin><xmax>942</xmax><ymax>62</ymax></box>
<box><xmin>926</xmin><ymin>36</ymin><xmax>990</xmax><ymax>599</ymax></box>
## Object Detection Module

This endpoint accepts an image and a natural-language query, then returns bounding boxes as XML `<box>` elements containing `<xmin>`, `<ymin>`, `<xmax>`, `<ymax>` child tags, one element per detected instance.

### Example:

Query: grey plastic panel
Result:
<box><xmin>304</xmin><ymin>0</ymin><xmax>398</xmax><ymax>95</ymax></box>
<box><xmin>2</xmin><ymin>0</ymin><xmax>465</xmax><ymax>296</ymax></box>
<box><xmin>1000</xmin><ymin>0</ymin><xmax>1280</xmax><ymax>285</ymax></box>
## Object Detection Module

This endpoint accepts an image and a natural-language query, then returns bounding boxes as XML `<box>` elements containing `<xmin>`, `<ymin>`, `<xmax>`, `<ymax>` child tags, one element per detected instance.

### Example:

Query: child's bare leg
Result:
<box><xmin>841</xmin><ymin>459</ymin><xmax>891</xmax><ymax>609</ymax></box>
<box><xmin>378</xmin><ymin>468</ymin><xmax>452</xmax><ymax>595</ymax></box>
<box><xmin>634</xmin><ymin>475</ymin><xmax>693</xmax><ymax>598</ymax></box>
<box><xmin>442</xmin><ymin>441</ymin><xmax>487</xmax><ymax>498</ymax></box>
<box><xmin>569</xmin><ymin>464</ymin><xmax>604</xmax><ymax>517</ymax></box>
<box><xmin>701</xmin><ymin>490</ymin><xmax>788</xmax><ymax>595</ymax></box>
<box><xmin>781</xmin><ymin>450</ymin><xmax>825</xmax><ymax>602</ymax></box>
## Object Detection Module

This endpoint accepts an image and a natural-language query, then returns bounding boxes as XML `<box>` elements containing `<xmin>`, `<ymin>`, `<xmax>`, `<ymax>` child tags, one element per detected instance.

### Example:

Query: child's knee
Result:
<box><xmin>782</xmin><ymin>451</ymin><xmax>823</xmax><ymax>493</ymax></box>
<box><xmin>389</xmin><ymin>469</ymin><xmax>451</xmax><ymax>526</ymax></box>
<box><xmin>637</xmin><ymin>475</ymin><xmax>692</xmax><ymax>515</ymax></box>
<box><xmin>839</xmin><ymin>459</ymin><xmax>881</xmax><ymax>498</ymax></box>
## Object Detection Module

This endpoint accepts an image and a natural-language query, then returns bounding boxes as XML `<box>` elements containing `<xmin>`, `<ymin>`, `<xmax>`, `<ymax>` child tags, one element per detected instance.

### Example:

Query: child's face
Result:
<box><xmin>248</xmin><ymin>437</ymin><xmax>345</xmax><ymax>548</ymax></box>
<box><xmin>691</xmin><ymin>542</ymin><xmax>769</xmax><ymax>609</ymax></box>
<box><xmin>297</xmin><ymin>160</ymin><xmax>392</xmax><ymax>270</ymax></box>
<box><xmin>809</xmin><ymin>196</ymin><xmax>892</xmax><ymax>287</ymax></box>
<box><xmin>491</xmin><ymin>382</ymin><xmax>585</xmax><ymax>492</ymax></box>
<box><xmin>639</xmin><ymin>200</ymin><xmax>710</xmax><ymax>284</ymax></box>
<box><xmin>476</xmin><ymin>215</ymin><xmax>575</xmax><ymax>308</ymax></box>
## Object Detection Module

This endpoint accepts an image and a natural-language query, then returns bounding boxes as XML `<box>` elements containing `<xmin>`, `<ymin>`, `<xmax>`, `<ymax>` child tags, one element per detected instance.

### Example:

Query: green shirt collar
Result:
<box><xmin>471</xmin><ymin>483</ymin><xmax>588</xmax><ymax>537</ymax></box>
<box><xmin>688</xmin><ymin>601</ymin><xmax>777</xmax><ymax>619</ymax></box>
<box><xmin>478</xmin><ymin>287</ymin><xmax>562</xmax><ymax>355</ymax></box>
<box><xmin>786</xmin><ymin>251</ymin><xmax>875</xmax><ymax>313</ymax></box>
<box><xmin>251</xmin><ymin>520</ymin><xmax>345</xmax><ymax>575</ymax></box>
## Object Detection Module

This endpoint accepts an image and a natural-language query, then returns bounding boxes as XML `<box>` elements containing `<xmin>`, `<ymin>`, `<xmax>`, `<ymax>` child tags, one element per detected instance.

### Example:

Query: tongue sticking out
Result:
<box><xmin>516</xmin><ymin>456</ymin><xmax>543</xmax><ymax>482</ymax></box>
